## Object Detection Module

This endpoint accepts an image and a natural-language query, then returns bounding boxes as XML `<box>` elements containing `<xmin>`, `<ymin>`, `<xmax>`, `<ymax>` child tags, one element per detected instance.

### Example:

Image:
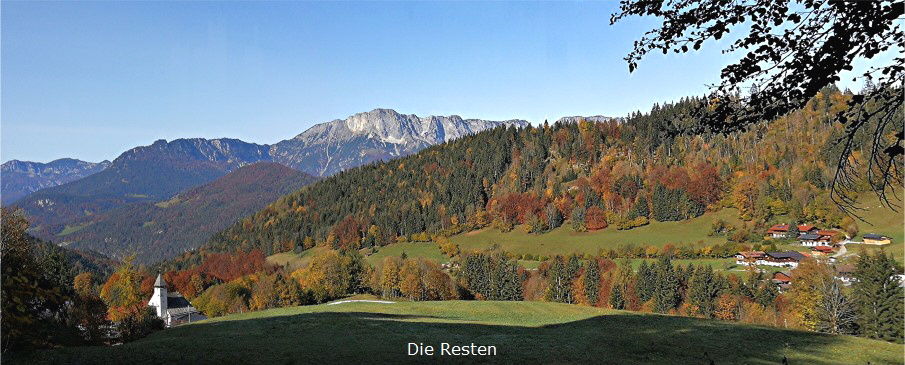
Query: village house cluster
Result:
<box><xmin>766</xmin><ymin>223</ymin><xmax>892</xmax><ymax>246</ymax></box>
<box><xmin>733</xmin><ymin>224</ymin><xmax>896</xmax><ymax>293</ymax></box>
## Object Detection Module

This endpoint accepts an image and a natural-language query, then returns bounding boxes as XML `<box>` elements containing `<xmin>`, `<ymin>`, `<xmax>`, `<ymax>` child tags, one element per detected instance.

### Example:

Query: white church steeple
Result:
<box><xmin>148</xmin><ymin>273</ymin><xmax>167</xmax><ymax>318</ymax></box>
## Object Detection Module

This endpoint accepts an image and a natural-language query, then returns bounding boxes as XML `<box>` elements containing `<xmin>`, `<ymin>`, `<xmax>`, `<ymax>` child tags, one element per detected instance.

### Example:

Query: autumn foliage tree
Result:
<box><xmin>100</xmin><ymin>257</ymin><xmax>163</xmax><ymax>342</ymax></box>
<box><xmin>68</xmin><ymin>272</ymin><xmax>111</xmax><ymax>345</ymax></box>
<box><xmin>788</xmin><ymin>259</ymin><xmax>834</xmax><ymax>331</ymax></box>
<box><xmin>585</xmin><ymin>206</ymin><xmax>608</xmax><ymax>230</ymax></box>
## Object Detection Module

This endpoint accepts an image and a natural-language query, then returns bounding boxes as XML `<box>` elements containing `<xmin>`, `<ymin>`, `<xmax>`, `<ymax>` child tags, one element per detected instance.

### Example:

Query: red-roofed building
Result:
<box><xmin>797</xmin><ymin>225</ymin><xmax>818</xmax><ymax>234</ymax></box>
<box><xmin>811</xmin><ymin>246</ymin><xmax>834</xmax><ymax>256</ymax></box>
<box><xmin>767</xmin><ymin>224</ymin><xmax>790</xmax><ymax>238</ymax></box>
<box><xmin>735</xmin><ymin>251</ymin><xmax>766</xmax><ymax>266</ymax></box>
<box><xmin>772</xmin><ymin>272</ymin><xmax>792</xmax><ymax>284</ymax></box>
<box><xmin>816</xmin><ymin>229</ymin><xmax>839</xmax><ymax>238</ymax></box>
<box><xmin>772</xmin><ymin>272</ymin><xmax>793</xmax><ymax>292</ymax></box>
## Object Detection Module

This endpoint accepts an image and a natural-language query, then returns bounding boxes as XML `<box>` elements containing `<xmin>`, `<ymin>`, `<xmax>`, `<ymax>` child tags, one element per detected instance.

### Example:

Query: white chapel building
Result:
<box><xmin>148</xmin><ymin>273</ymin><xmax>207</xmax><ymax>327</ymax></box>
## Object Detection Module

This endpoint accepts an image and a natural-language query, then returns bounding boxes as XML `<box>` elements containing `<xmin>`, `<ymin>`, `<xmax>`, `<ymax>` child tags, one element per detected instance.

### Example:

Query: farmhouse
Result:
<box><xmin>863</xmin><ymin>234</ymin><xmax>892</xmax><ymax>245</ymax></box>
<box><xmin>834</xmin><ymin>264</ymin><xmax>856</xmax><ymax>286</ymax></box>
<box><xmin>766</xmin><ymin>224</ymin><xmax>790</xmax><ymax>238</ymax></box>
<box><xmin>771</xmin><ymin>271</ymin><xmax>792</xmax><ymax>284</ymax></box>
<box><xmin>735</xmin><ymin>251</ymin><xmax>766</xmax><ymax>266</ymax></box>
<box><xmin>797</xmin><ymin>225</ymin><xmax>818</xmax><ymax>235</ymax></box>
<box><xmin>766</xmin><ymin>224</ymin><xmax>822</xmax><ymax>239</ymax></box>
<box><xmin>759</xmin><ymin>251</ymin><xmax>807</xmax><ymax>268</ymax></box>
<box><xmin>771</xmin><ymin>271</ymin><xmax>792</xmax><ymax>292</ymax></box>
<box><xmin>148</xmin><ymin>274</ymin><xmax>206</xmax><ymax>327</ymax></box>
<box><xmin>799</xmin><ymin>233</ymin><xmax>831</xmax><ymax>247</ymax></box>
<box><xmin>810</xmin><ymin>246</ymin><xmax>834</xmax><ymax>256</ymax></box>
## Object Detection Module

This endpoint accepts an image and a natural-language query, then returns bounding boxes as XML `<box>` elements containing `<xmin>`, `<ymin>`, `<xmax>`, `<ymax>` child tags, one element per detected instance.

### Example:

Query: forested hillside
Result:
<box><xmin>187</xmin><ymin>85</ymin><xmax>879</xmax><ymax>264</ymax></box>
<box><xmin>56</xmin><ymin>163</ymin><xmax>318</xmax><ymax>263</ymax></box>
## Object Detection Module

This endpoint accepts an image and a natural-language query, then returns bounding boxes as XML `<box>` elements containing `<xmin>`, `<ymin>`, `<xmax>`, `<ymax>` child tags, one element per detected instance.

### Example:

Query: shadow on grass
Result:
<box><xmin>16</xmin><ymin>310</ymin><xmax>898</xmax><ymax>365</ymax></box>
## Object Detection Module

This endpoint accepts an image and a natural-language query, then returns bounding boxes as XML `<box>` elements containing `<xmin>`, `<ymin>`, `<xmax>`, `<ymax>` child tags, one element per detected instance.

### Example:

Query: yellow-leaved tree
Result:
<box><xmin>398</xmin><ymin>259</ymin><xmax>424</xmax><ymax>300</ymax></box>
<box><xmin>789</xmin><ymin>258</ymin><xmax>833</xmax><ymax>331</ymax></box>
<box><xmin>100</xmin><ymin>256</ymin><xmax>163</xmax><ymax>342</ymax></box>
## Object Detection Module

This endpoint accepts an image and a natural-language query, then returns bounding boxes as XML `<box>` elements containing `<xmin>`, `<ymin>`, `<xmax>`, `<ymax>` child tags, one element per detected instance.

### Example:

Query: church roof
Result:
<box><xmin>166</xmin><ymin>306</ymin><xmax>200</xmax><ymax>316</ymax></box>
<box><xmin>166</xmin><ymin>292</ymin><xmax>193</xmax><ymax>309</ymax></box>
<box><xmin>154</xmin><ymin>273</ymin><xmax>167</xmax><ymax>288</ymax></box>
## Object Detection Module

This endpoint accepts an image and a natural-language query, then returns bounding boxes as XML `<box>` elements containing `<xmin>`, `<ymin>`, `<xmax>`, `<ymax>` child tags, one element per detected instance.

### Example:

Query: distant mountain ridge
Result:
<box><xmin>12</xmin><ymin>108</ymin><xmax>526</xmax><ymax>263</ymax></box>
<box><xmin>1</xmin><ymin>158</ymin><xmax>111</xmax><ymax>205</ymax></box>
<box><xmin>15</xmin><ymin>138</ymin><xmax>278</xmax><ymax>239</ymax></box>
<box><xmin>554</xmin><ymin>115</ymin><xmax>619</xmax><ymax>124</ymax></box>
<box><xmin>271</xmin><ymin>108</ymin><xmax>528</xmax><ymax>176</ymax></box>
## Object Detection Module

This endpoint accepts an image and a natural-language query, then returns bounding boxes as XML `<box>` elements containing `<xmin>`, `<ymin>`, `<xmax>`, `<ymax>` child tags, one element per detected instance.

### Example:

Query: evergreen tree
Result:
<box><xmin>565</xmin><ymin>255</ymin><xmax>581</xmax><ymax>303</ymax></box>
<box><xmin>687</xmin><ymin>265</ymin><xmax>719</xmax><ymax>317</ymax></box>
<box><xmin>610</xmin><ymin>260</ymin><xmax>633</xmax><ymax>310</ymax></box>
<box><xmin>545</xmin><ymin>256</ymin><xmax>567</xmax><ymax>303</ymax></box>
<box><xmin>852</xmin><ymin>251</ymin><xmax>904</xmax><ymax>343</ymax></box>
<box><xmin>632</xmin><ymin>195</ymin><xmax>650</xmax><ymax>218</ymax></box>
<box><xmin>654</xmin><ymin>256</ymin><xmax>680</xmax><ymax>313</ymax></box>
<box><xmin>460</xmin><ymin>252</ymin><xmax>523</xmax><ymax>301</ymax></box>
<box><xmin>754</xmin><ymin>280</ymin><xmax>778</xmax><ymax>307</ymax></box>
<box><xmin>584</xmin><ymin>259</ymin><xmax>601</xmax><ymax>306</ymax></box>
<box><xmin>636</xmin><ymin>260</ymin><xmax>656</xmax><ymax>303</ymax></box>
<box><xmin>652</xmin><ymin>184</ymin><xmax>671</xmax><ymax>222</ymax></box>
<box><xmin>545</xmin><ymin>203</ymin><xmax>563</xmax><ymax>231</ymax></box>
<box><xmin>545</xmin><ymin>256</ymin><xmax>579</xmax><ymax>303</ymax></box>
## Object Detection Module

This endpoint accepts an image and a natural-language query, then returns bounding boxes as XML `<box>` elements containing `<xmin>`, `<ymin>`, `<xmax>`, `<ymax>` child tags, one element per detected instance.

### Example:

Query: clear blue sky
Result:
<box><xmin>0</xmin><ymin>1</ymin><xmax>875</xmax><ymax>163</ymax></box>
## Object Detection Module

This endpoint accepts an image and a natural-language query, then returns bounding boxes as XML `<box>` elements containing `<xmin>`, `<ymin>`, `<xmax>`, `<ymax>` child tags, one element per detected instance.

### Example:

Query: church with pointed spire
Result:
<box><xmin>147</xmin><ymin>273</ymin><xmax>206</xmax><ymax>327</ymax></box>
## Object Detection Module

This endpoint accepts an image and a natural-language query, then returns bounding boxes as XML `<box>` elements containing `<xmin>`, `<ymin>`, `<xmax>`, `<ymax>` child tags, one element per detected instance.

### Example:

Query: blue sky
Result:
<box><xmin>0</xmin><ymin>1</ymin><xmax>877</xmax><ymax>163</ymax></box>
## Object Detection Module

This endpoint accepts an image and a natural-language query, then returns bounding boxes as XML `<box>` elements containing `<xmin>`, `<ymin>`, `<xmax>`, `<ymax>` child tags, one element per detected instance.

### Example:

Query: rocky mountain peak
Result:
<box><xmin>554</xmin><ymin>115</ymin><xmax>620</xmax><ymax>124</ymax></box>
<box><xmin>272</xmin><ymin>108</ymin><xmax>528</xmax><ymax>176</ymax></box>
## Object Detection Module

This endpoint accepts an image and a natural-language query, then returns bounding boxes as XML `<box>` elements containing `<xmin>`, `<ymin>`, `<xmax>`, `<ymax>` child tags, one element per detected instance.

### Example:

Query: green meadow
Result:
<box><xmin>847</xmin><ymin>192</ymin><xmax>904</xmax><ymax>261</ymax></box>
<box><xmin>449</xmin><ymin>208</ymin><xmax>742</xmax><ymax>257</ymax></box>
<box><xmin>20</xmin><ymin>300</ymin><xmax>903</xmax><ymax>364</ymax></box>
<box><xmin>366</xmin><ymin>242</ymin><xmax>450</xmax><ymax>266</ymax></box>
<box><xmin>265</xmin><ymin>246</ymin><xmax>332</xmax><ymax>271</ymax></box>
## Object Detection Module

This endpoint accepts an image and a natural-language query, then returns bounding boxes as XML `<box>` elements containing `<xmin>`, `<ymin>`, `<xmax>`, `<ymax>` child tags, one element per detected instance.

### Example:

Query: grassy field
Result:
<box><xmin>449</xmin><ymin>208</ymin><xmax>742</xmax><ymax>257</ymax></box>
<box><xmin>265</xmin><ymin>246</ymin><xmax>332</xmax><ymax>271</ymax></box>
<box><xmin>846</xmin><ymin>191</ymin><xmax>904</xmax><ymax>261</ymax></box>
<box><xmin>20</xmin><ymin>300</ymin><xmax>903</xmax><ymax>364</ymax></box>
<box><xmin>268</xmin><ymin>243</ymin><xmax>450</xmax><ymax>270</ymax></box>
<box><xmin>56</xmin><ymin>222</ymin><xmax>91</xmax><ymax>236</ymax></box>
<box><xmin>366</xmin><ymin>242</ymin><xmax>449</xmax><ymax>266</ymax></box>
